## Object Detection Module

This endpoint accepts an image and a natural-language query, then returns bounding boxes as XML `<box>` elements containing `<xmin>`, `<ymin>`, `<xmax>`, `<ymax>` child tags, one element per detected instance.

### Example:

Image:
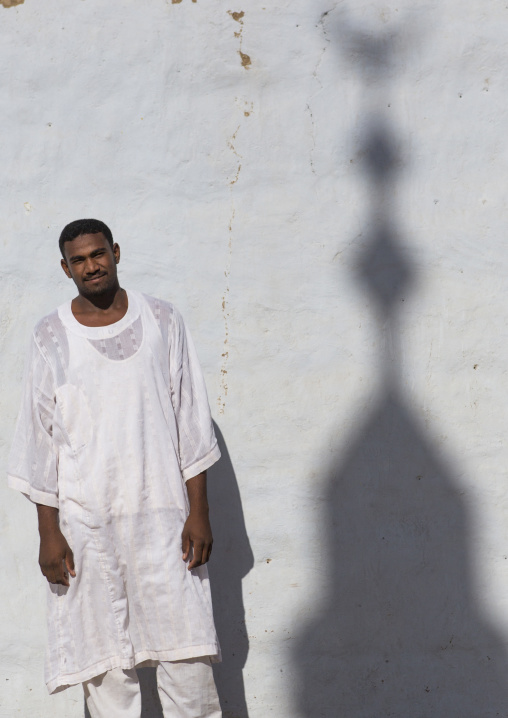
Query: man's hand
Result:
<box><xmin>181</xmin><ymin>472</ymin><xmax>213</xmax><ymax>570</ymax></box>
<box><xmin>37</xmin><ymin>505</ymin><xmax>76</xmax><ymax>587</ymax></box>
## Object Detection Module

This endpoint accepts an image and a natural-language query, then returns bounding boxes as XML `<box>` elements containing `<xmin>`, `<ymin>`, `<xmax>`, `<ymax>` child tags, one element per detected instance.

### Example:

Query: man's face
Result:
<box><xmin>61</xmin><ymin>233</ymin><xmax>120</xmax><ymax>297</ymax></box>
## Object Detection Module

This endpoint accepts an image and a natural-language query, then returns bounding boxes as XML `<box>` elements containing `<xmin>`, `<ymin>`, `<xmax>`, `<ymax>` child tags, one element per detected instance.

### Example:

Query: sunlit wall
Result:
<box><xmin>1</xmin><ymin>1</ymin><xmax>507</xmax><ymax>716</ymax></box>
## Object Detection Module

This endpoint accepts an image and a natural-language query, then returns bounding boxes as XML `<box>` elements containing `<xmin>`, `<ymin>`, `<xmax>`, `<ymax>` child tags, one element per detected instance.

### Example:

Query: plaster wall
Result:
<box><xmin>1</xmin><ymin>1</ymin><xmax>508</xmax><ymax>716</ymax></box>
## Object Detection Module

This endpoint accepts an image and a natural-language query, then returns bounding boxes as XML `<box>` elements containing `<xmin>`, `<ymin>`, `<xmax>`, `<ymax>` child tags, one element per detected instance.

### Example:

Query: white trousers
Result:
<box><xmin>83</xmin><ymin>657</ymin><xmax>222</xmax><ymax>718</ymax></box>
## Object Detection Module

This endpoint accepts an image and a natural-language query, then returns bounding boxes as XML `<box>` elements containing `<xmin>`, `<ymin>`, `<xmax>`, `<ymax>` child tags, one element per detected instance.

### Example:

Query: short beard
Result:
<box><xmin>80</xmin><ymin>274</ymin><xmax>117</xmax><ymax>299</ymax></box>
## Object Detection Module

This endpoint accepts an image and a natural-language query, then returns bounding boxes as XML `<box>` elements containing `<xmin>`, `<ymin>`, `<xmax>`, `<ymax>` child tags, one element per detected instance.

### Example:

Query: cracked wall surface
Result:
<box><xmin>2</xmin><ymin>1</ymin><xmax>508</xmax><ymax>716</ymax></box>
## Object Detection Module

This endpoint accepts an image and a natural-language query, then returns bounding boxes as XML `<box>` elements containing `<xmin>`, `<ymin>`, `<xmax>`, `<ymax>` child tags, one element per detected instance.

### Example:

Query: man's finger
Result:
<box><xmin>206</xmin><ymin>543</ymin><xmax>213</xmax><ymax>564</ymax></box>
<box><xmin>65</xmin><ymin>549</ymin><xmax>76</xmax><ymax>577</ymax></box>
<box><xmin>200</xmin><ymin>542</ymin><xmax>210</xmax><ymax>566</ymax></box>
<box><xmin>182</xmin><ymin>531</ymin><xmax>190</xmax><ymax>561</ymax></box>
<box><xmin>188</xmin><ymin>540</ymin><xmax>204</xmax><ymax>569</ymax></box>
<box><xmin>47</xmin><ymin>568</ymin><xmax>66</xmax><ymax>586</ymax></box>
<box><xmin>57</xmin><ymin>567</ymin><xmax>70</xmax><ymax>587</ymax></box>
<box><xmin>48</xmin><ymin>557</ymin><xmax>70</xmax><ymax>585</ymax></box>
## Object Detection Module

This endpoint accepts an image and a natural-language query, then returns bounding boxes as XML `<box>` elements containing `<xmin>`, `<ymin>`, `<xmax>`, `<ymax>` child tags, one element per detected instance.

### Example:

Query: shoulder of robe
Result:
<box><xmin>33</xmin><ymin>309</ymin><xmax>62</xmax><ymax>340</ymax></box>
<box><xmin>140</xmin><ymin>292</ymin><xmax>183</xmax><ymax>330</ymax></box>
<box><xmin>31</xmin><ymin>309</ymin><xmax>68</xmax><ymax>364</ymax></box>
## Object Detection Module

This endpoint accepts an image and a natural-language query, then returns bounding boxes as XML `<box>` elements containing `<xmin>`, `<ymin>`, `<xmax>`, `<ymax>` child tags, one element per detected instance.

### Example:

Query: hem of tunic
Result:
<box><xmin>46</xmin><ymin>643</ymin><xmax>221</xmax><ymax>694</ymax></box>
<box><xmin>7</xmin><ymin>474</ymin><xmax>59</xmax><ymax>508</ymax></box>
<box><xmin>182</xmin><ymin>443</ymin><xmax>221</xmax><ymax>482</ymax></box>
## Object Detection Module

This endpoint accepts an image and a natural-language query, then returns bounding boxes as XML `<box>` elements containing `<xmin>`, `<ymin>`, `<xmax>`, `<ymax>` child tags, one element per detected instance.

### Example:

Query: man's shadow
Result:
<box><xmin>85</xmin><ymin>423</ymin><xmax>253</xmax><ymax>718</ymax></box>
<box><xmin>208</xmin><ymin>422</ymin><xmax>254</xmax><ymax>718</ymax></box>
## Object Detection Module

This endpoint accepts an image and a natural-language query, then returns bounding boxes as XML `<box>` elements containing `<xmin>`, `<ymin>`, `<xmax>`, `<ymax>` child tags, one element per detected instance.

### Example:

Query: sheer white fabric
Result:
<box><xmin>7</xmin><ymin>291</ymin><xmax>221</xmax><ymax>694</ymax></box>
<box><xmin>88</xmin><ymin>315</ymin><xmax>143</xmax><ymax>361</ymax></box>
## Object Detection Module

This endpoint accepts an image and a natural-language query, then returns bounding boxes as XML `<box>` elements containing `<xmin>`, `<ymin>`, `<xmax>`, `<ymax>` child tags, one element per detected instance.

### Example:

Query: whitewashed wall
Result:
<box><xmin>1</xmin><ymin>1</ymin><xmax>508</xmax><ymax>716</ymax></box>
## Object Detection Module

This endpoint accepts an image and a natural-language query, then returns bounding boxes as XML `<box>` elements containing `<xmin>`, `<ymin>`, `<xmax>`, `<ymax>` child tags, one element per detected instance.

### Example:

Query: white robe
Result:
<box><xmin>7</xmin><ymin>290</ymin><xmax>221</xmax><ymax>694</ymax></box>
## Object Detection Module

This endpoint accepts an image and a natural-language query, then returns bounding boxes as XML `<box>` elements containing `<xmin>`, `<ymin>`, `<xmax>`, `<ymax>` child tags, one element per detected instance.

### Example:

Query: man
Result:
<box><xmin>8</xmin><ymin>219</ymin><xmax>223</xmax><ymax>718</ymax></box>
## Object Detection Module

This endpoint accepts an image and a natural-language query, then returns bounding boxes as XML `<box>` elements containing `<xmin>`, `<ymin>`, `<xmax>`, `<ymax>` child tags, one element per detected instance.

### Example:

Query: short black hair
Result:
<box><xmin>59</xmin><ymin>219</ymin><xmax>114</xmax><ymax>258</ymax></box>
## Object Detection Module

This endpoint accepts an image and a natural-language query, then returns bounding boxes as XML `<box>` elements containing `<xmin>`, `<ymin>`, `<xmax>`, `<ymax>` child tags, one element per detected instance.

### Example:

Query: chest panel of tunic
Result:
<box><xmin>54</xmin><ymin>299</ymin><xmax>185</xmax><ymax>519</ymax></box>
<box><xmin>87</xmin><ymin>316</ymin><xmax>143</xmax><ymax>361</ymax></box>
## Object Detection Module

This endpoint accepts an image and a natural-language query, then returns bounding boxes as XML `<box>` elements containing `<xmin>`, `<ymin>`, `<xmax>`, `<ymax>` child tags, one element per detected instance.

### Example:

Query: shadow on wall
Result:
<box><xmin>208</xmin><ymin>423</ymin><xmax>254</xmax><ymax>718</ymax></box>
<box><xmin>84</xmin><ymin>423</ymin><xmax>252</xmax><ymax>718</ymax></box>
<box><xmin>292</xmin><ymin>385</ymin><xmax>508</xmax><ymax>717</ymax></box>
<box><xmin>292</xmin><ymin>8</ymin><xmax>508</xmax><ymax>717</ymax></box>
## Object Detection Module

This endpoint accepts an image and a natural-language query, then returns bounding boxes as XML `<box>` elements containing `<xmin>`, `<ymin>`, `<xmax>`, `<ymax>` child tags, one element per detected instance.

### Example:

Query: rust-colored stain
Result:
<box><xmin>230</xmin><ymin>164</ymin><xmax>241</xmax><ymax>186</ymax></box>
<box><xmin>172</xmin><ymin>0</ymin><xmax>197</xmax><ymax>3</ymax></box>
<box><xmin>227</xmin><ymin>125</ymin><xmax>242</xmax><ymax>158</ymax></box>
<box><xmin>228</xmin><ymin>10</ymin><xmax>251</xmax><ymax>69</ymax></box>
<box><xmin>239</xmin><ymin>51</ymin><xmax>251</xmax><ymax>68</ymax></box>
<box><xmin>1</xmin><ymin>0</ymin><xmax>24</xmax><ymax>7</ymax></box>
<box><xmin>227</xmin><ymin>126</ymin><xmax>242</xmax><ymax>186</ymax></box>
<box><xmin>242</xmin><ymin>100</ymin><xmax>254</xmax><ymax>117</ymax></box>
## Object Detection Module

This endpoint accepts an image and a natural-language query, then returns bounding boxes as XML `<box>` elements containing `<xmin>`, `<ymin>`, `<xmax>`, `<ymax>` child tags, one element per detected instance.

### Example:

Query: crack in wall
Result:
<box><xmin>306</xmin><ymin>7</ymin><xmax>336</xmax><ymax>175</ymax></box>
<box><xmin>218</xmin><ymin>124</ymin><xmax>244</xmax><ymax>415</ymax></box>
<box><xmin>306</xmin><ymin>103</ymin><xmax>317</xmax><ymax>176</ymax></box>
<box><xmin>228</xmin><ymin>10</ymin><xmax>252</xmax><ymax>68</ymax></box>
<box><xmin>228</xmin><ymin>125</ymin><xmax>243</xmax><ymax>161</ymax></box>
<box><xmin>218</xmin><ymin>207</ymin><xmax>235</xmax><ymax>415</ymax></box>
<box><xmin>314</xmin><ymin>9</ymin><xmax>333</xmax><ymax>85</ymax></box>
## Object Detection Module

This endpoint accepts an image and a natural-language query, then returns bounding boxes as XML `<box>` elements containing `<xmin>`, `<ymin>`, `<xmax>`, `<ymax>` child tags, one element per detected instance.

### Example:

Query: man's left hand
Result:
<box><xmin>181</xmin><ymin>509</ymin><xmax>213</xmax><ymax>570</ymax></box>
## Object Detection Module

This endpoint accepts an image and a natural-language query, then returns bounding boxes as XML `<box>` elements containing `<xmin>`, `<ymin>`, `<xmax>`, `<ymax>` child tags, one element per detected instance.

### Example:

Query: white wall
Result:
<box><xmin>1</xmin><ymin>1</ymin><xmax>508</xmax><ymax>716</ymax></box>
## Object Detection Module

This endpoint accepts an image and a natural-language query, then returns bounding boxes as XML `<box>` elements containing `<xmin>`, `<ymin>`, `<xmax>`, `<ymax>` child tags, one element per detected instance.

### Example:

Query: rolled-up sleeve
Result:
<box><xmin>169</xmin><ymin>310</ymin><xmax>220</xmax><ymax>481</ymax></box>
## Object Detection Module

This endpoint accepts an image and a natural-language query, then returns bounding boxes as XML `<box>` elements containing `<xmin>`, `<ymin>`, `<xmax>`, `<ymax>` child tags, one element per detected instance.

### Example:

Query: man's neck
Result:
<box><xmin>71</xmin><ymin>286</ymin><xmax>129</xmax><ymax>327</ymax></box>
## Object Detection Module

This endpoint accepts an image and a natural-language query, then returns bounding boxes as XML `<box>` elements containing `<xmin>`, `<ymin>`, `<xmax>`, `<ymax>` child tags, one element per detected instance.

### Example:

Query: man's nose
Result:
<box><xmin>84</xmin><ymin>257</ymin><xmax>100</xmax><ymax>274</ymax></box>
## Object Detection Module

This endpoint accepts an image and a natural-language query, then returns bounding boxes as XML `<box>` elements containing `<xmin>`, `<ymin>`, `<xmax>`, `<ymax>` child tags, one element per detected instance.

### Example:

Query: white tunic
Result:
<box><xmin>7</xmin><ymin>290</ymin><xmax>221</xmax><ymax>694</ymax></box>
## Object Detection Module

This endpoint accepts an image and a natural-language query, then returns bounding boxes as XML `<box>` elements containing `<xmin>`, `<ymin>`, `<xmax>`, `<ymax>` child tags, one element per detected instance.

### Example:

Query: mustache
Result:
<box><xmin>84</xmin><ymin>272</ymin><xmax>107</xmax><ymax>281</ymax></box>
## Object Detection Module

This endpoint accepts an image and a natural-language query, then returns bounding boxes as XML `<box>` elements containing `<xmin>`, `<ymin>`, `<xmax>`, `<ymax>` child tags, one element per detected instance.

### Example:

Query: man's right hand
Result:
<box><xmin>37</xmin><ymin>505</ymin><xmax>76</xmax><ymax>587</ymax></box>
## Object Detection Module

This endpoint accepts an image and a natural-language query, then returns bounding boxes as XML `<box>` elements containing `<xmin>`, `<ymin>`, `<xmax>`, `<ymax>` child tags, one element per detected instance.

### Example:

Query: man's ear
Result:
<box><xmin>61</xmin><ymin>258</ymin><xmax>72</xmax><ymax>279</ymax></box>
<box><xmin>113</xmin><ymin>243</ymin><xmax>120</xmax><ymax>265</ymax></box>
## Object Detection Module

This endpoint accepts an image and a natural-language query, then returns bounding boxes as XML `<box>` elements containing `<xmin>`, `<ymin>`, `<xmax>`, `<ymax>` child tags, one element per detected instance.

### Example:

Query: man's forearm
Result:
<box><xmin>37</xmin><ymin>504</ymin><xmax>60</xmax><ymax>536</ymax></box>
<box><xmin>185</xmin><ymin>471</ymin><xmax>209</xmax><ymax>514</ymax></box>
